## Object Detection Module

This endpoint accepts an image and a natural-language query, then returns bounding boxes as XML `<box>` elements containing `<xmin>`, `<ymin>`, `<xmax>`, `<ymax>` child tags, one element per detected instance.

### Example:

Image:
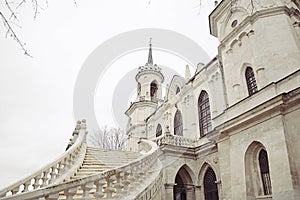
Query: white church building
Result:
<box><xmin>1</xmin><ymin>0</ymin><xmax>300</xmax><ymax>199</ymax></box>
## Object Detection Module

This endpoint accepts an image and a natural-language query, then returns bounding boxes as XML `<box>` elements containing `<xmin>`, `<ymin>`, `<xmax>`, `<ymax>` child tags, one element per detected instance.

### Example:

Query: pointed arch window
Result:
<box><xmin>245</xmin><ymin>67</ymin><xmax>258</xmax><ymax>95</ymax></box>
<box><xmin>156</xmin><ymin>124</ymin><xmax>162</xmax><ymax>137</ymax></box>
<box><xmin>176</xmin><ymin>86</ymin><xmax>180</xmax><ymax>94</ymax></box>
<box><xmin>198</xmin><ymin>91</ymin><xmax>212</xmax><ymax>137</ymax></box>
<box><xmin>174</xmin><ymin>109</ymin><xmax>183</xmax><ymax>136</ymax></box>
<box><xmin>204</xmin><ymin>168</ymin><xmax>219</xmax><ymax>200</ymax></box>
<box><xmin>245</xmin><ymin>142</ymin><xmax>272</xmax><ymax>198</ymax></box>
<box><xmin>259</xmin><ymin>149</ymin><xmax>272</xmax><ymax>195</ymax></box>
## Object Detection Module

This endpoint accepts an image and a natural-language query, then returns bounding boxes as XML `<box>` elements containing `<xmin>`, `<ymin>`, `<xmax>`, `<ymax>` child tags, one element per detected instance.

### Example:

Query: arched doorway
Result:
<box><xmin>174</xmin><ymin>166</ymin><xmax>195</xmax><ymax>200</ymax></box>
<box><xmin>204</xmin><ymin>167</ymin><xmax>219</xmax><ymax>200</ymax></box>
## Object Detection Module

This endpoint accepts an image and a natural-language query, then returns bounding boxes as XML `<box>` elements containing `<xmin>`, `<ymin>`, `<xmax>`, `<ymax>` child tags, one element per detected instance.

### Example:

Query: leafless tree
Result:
<box><xmin>0</xmin><ymin>0</ymin><xmax>49</xmax><ymax>56</ymax></box>
<box><xmin>87</xmin><ymin>126</ymin><xmax>127</xmax><ymax>150</ymax></box>
<box><xmin>0</xmin><ymin>0</ymin><xmax>76</xmax><ymax>56</ymax></box>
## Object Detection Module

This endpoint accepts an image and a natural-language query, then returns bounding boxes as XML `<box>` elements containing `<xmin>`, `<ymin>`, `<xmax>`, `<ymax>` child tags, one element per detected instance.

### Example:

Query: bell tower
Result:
<box><xmin>136</xmin><ymin>38</ymin><xmax>164</xmax><ymax>103</ymax></box>
<box><xmin>125</xmin><ymin>39</ymin><xmax>164</xmax><ymax>141</ymax></box>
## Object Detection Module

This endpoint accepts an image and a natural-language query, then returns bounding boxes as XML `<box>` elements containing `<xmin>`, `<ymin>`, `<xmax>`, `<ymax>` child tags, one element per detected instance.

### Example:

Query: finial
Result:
<box><xmin>147</xmin><ymin>38</ymin><xmax>153</xmax><ymax>65</ymax></box>
<box><xmin>185</xmin><ymin>65</ymin><xmax>191</xmax><ymax>80</ymax></box>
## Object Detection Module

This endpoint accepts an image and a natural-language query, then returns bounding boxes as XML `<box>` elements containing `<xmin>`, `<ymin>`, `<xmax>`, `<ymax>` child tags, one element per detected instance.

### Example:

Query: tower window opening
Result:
<box><xmin>150</xmin><ymin>81</ymin><xmax>158</xmax><ymax>102</ymax></box>
<box><xmin>176</xmin><ymin>86</ymin><xmax>180</xmax><ymax>94</ymax></box>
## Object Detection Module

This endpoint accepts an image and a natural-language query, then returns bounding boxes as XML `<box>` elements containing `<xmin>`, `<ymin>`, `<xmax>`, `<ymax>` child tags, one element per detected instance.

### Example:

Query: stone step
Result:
<box><xmin>67</xmin><ymin>147</ymin><xmax>141</xmax><ymax>182</ymax></box>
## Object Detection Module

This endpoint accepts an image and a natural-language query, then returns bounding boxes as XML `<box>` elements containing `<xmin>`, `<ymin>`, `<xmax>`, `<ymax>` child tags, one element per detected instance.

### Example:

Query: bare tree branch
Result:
<box><xmin>0</xmin><ymin>11</ymin><xmax>30</xmax><ymax>56</ymax></box>
<box><xmin>1</xmin><ymin>0</ymin><xmax>76</xmax><ymax>56</ymax></box>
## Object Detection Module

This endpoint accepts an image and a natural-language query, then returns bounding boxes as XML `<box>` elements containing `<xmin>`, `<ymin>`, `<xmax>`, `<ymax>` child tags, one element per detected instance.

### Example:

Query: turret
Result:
<box><xmin>125</xmin><ymin>39</ymin><xmax>164</xmax><ymax>141</ymax></box>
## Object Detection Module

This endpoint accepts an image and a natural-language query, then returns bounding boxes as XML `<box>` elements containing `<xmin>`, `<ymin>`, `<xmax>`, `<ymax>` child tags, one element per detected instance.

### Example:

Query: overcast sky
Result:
<box><xmin>0</xmin><ymin>0</ymin><xmax>218</xmax><ymax>189</ymax></box>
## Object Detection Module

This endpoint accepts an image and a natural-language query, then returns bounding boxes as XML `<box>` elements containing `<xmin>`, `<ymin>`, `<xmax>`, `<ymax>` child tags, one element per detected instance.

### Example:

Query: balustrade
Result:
<box><xmin>0</xmin><ymin>119</ymin><xmax>87</xmax><ymax>198</ymax></box>
<box><xmin>152</xmin><ymin>134</ymin><xmax>195</xmax><ymax>147</ymax></box>
<box><xmin>0</xmin><ymin>138</ymin><xmax>160</xmax><ymax>200</ymax></box>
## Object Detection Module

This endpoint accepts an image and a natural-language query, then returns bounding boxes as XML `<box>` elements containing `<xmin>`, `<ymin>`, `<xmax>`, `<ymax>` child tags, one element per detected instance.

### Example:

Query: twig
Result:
<box><xmin>0</xmin><ymin>11</ymin><xmax>31</xmax><ymax>56</ymax></box>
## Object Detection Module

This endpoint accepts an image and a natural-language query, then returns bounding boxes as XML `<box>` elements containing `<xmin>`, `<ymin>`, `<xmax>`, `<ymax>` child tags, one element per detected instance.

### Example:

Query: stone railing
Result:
<box><xmin>0</xmin><ymin>120</ymin><xmax>88</xmax><ymax>198</ymax></box>
<box><xmin>0</xmin><ymin>139</ymin><xmax>159</xmax><ymax>200</ymax></box>
<box><xmin>134</xmin><ymin>170</ymin><xmax>163</xmax><ymax>200</ymax></box>
<box><xmin>152</xmin><ymin>133</ymin><xmax>195</xmax><ymax>147</ymax></box>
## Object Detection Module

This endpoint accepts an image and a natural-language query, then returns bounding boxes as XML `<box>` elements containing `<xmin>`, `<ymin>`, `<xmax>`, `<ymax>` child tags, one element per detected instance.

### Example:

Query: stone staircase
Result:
<box><xmin>68</xmin><ymin>147</ymin><xmax>141</xmax><ymax>181</ymax></box>
<box><xmin>52</xmin><ymin>147</ymin><xmax>143</xmax><ymax>200</ymax></box>
<box><xmin>0</xmin><ymin>133</ymin><xmax>161</xmax><ymax>200</ymax></box>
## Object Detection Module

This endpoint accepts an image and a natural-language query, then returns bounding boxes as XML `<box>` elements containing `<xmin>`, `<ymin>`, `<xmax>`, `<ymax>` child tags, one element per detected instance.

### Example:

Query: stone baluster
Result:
<box><xmin>64</xmin><ymin>187</ymin><xmax>77</xmax><ymax>200</ymax></box>
<box><xmin>61</xmin><ymin>157</ymin><xmax>69</xmax><ymax>173</ymax></box>
<box><xmin>132</xmin><ymin>165</ymin><xmax>141</xmax><ymax>184</ymax></box>
<box><xmin>121</xmin><ymin>170</ymin><xmax>131</xmax><ymax>195</ymax></box>
<box><xmin>33</xmin><ymin>175</ymin><xmax>42</xmax><ymax>189</ymax></box>
<box><xmin>42</xmin><ymin>170</ymin><xmax>50</xmax><ymax>187</ymax></box>
<box><xmin>67</xmin><ymin>154</ymin><xmax>73</xmax><ymax>169</ymax></box>
<box><xmin>55</xmin><ymin>162</ymin><xmax>63</xmax><ymax>178</ymax></box>
<box><xmin>93</xmin><ymin>178</ymin><xmax>106</xmax><ymax>199</ymax></box>
<box><xmin>144</xmin><ymin>159</ymin><xmax>151</xmax><ymax>176</ymax></box>
<box><xmin>23</xmin><ymin>179</ymin><xmax>32</xmax><ymax>192</ymax></box>
<box><xmin>114</xmin><ymin>171</ymin><xmax>124</xmax><ymax>197</ymax></box>
<box><xmin>45</xmin><ymin>193</ymin><xmax>59</xmax><ymax>200</ymax></box>
<box><xmin>49</xmin><ymin>167</ymin><xmax>57</xmax><ymax>184</ymax></box>
<box><xmin>105</xmin><ymin>175</ymin><xmax>116</xmax><ymax>198</ymax></box>
<box><xmin>11</xmin><ymin>187</ymin><xmax>19</xmax><ymax>195</ymax></box>
<box><xmin>138</xmin><ymin>162</ymin><xmax>146</xmax><ymax>180</ymax></box>
<box><xmin>81</xmin><ymin>182</ymin><xmax>94</xmax><ymax>200</ymax></box>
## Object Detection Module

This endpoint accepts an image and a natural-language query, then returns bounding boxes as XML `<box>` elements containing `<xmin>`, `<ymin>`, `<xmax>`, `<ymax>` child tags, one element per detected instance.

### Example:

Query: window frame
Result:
<box><xmin>174</xmin><ymin>109</ymin><xmax>183</xmax><ymax>136</ymax></box>
<box><xmin>156</xmin><ymin>123</ymin><xmax>162</xmax><ymax>137</ymax></box>
<box><xmin>245</xmin><ymin>67</ymin><xmax>258</xmax><ymax>95</ymax></box>
<box><xmin>198</xmin><ymin>91</ymin><xmax>212</xmax><ymax>137</ymax></box>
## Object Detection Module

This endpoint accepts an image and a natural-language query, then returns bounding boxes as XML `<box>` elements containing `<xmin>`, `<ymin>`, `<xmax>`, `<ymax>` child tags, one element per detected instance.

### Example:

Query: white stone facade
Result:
<box><xmin>126</xmin><ymin>0</ymin><xmax>300</xmax><ymax>199</ymax></box>
<box><xmin>1</xmin><ymin>0</ymin><xmax>300</xmax><ymax>200</ymax></box>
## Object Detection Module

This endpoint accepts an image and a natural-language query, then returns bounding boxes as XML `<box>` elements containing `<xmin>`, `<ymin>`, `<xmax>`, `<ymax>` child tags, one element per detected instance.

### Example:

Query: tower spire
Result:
<box><xmin>147</xmin><ymin>38</ymin><xmax>153</xmax><ymax>65</ymax></box>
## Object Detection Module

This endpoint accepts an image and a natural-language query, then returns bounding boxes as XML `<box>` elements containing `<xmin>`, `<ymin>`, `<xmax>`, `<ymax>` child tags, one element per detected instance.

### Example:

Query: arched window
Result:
<box><xmin>174</xmin><ymin>109</ymin><xmax>183</xmax><ymax>136</ymax></box>
<box><xmin>245</xmin><ymin>142</ymin><xmax>272</xmax><ymax>198</ymax></box>
<box><xmin>204</xmin><ymin>168</ymin><xmax>219</xmax><ymax>200</ymax></box>
<box><xmin>137</xmin><ymin>83</ymin><xmax>141</xmax><ymax>96</ymax></box>
<box><xmin>176</xmin><ymin>86</ymin><xmax>180</xmax><ymax>94</ymax></box>
<box><xmin>259</xmin><ymin>149</ymin><xmax>272</xmax><ymax>195</ymax></box>
<box><xmin>150</xmin><ymin>81</ymin><xmax>158</xmax><ymax>97</ymax></box>
<box><xmin>156</xmin><ymin>124</ymin><xmax>162</xmax><ymax>137</ymax></box>
<box><xmin>245</xmin><ymin>67</ymin><xmax>258</xmax><ymax>95</ymax></box>
<box><xmin>198</xmin><ymin>91</ymin><xmax>212</xmax><ymax>137</ymax></box>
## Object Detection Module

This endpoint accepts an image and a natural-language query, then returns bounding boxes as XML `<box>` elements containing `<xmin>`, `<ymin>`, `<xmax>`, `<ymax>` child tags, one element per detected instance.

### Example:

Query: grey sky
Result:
<box><xmin>0</xmin><ymin>0</ymin><xmax>218</xmax><ymax>188</ymax></box>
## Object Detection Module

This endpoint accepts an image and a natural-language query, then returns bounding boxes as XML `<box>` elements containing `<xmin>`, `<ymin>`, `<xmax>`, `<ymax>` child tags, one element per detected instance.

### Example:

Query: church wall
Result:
<box><xmin>283</xmin><ymin>102</ymin><xmax>300</xmax><ymax>198</ymax></box>
<box><xmin>218</xmin><ymin>138</ymin><xmax>232</xmax><ymax>200</ymax></box>
<box><xmin>213</xmin><ymin>0</ymin><xmax>300</xmax><ymax>107</ymax></box>
<box><xmin>221</xmin><ymin>114</ymin><xmax>295</xmax><ymax>200</ymax></box>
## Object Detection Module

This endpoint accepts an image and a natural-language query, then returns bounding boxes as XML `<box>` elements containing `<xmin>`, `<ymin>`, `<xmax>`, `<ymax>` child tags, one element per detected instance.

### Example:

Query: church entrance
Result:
<box><xmin>173</xmin><ymin>166</ymin><xmax>195</xmax><ymax>200</ymax></box>
<box><xmin>204</xmin><ymin>167</ymin><xmax>219</xmax><ymax>200</ymax></box>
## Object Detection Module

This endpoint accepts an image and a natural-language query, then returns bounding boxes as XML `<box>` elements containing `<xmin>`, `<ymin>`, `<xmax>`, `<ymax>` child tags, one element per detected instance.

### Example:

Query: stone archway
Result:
<box><xmin>203</xmin><ymin>167</ymin><xmax>219</xmax><ymax>200</ymax></box>
<box><xmin>199</xmin><ymin>162</ymin><xmax>220</xmax><ymax>200</ymax></box>
<box><xmin>174</xmin><ymin>165</ymin><xmax>195</xmax><ymax>200</ymax></box>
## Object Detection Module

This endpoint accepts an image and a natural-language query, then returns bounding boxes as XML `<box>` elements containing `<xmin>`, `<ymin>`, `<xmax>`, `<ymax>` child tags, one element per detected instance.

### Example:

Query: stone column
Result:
<box><xmin>195</xmin><ymin>185</ymin><xmax>201</xmax><ymax>200</ymax></box>
<box><xmin>186</xmin><ymin>185</ymin><xmax>196</xmax><ymax>200</ymax></box>
<box><xmin>164</xmin><ymin>183</ymin><xmax>175</xmax><ymax>200</ymax></box>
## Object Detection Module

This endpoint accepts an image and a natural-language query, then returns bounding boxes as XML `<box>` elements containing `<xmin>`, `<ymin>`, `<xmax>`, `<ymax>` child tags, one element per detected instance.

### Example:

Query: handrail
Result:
<box><xmin>0</xmin><ymin>119</ymin><xmax>88</xmax><ymax>198</ymax></box>
<box><xmin>0</xmin><ymin>139</ymin><xmax>159</xmax><ymax>200</ymax></box>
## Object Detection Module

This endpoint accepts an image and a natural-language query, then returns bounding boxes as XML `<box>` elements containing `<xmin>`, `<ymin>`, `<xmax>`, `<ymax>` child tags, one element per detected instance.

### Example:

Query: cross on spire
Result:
<box><xmin>147</xmin><ymin>38</ymin><xmax>153</xmax><ymax>65</ymax></box>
